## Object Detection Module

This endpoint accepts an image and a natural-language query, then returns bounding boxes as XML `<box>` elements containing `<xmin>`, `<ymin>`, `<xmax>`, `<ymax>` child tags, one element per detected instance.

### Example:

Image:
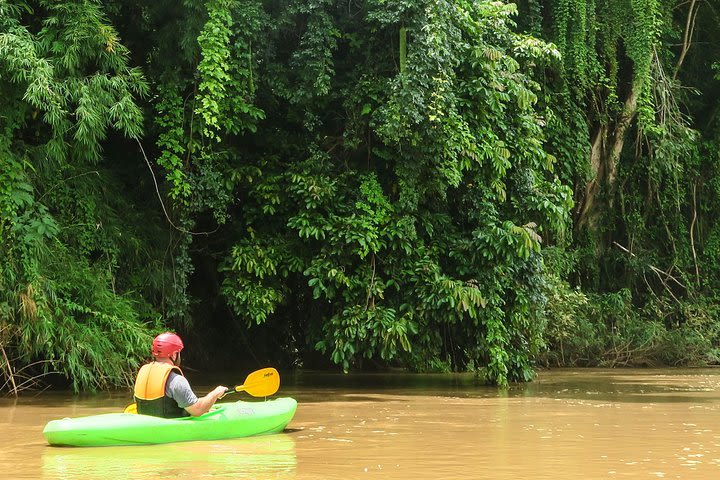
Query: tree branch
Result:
<box><xmin>673</xmin><ymin>0</ymin><xmax>699</xmax><ymax>80</ymax></box>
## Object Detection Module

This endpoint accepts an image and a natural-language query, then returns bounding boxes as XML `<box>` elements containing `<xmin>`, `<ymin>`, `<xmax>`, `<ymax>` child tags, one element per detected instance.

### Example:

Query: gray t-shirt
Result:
<box><xmin>165</xmin><ymin>372</ymin><xmax>199</xmax><ymax>409</ymax></box>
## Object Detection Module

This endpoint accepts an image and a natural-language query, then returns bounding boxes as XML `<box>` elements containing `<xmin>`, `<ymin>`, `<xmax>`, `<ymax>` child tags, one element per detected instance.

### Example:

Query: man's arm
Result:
<box><xmin>185</xmin><ymin>386</ymin><xmax>228</xmax><ymax>417</ymax></box>
<box><xmin>166</xmin><ymin>374</ymin><xmax>227</xmax><ymax>417</ymax></box>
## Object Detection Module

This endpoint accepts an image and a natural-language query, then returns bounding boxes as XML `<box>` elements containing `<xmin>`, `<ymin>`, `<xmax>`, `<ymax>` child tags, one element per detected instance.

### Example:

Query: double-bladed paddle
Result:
<box><xmin>124</xmin><ymin>367</ymin><xmax>280</xmax><ymax>414</ymax></box>
<box><xmin>221</xmin><ymin>367</ymin><xmax>280</xmax><ymax>398</ymax></box>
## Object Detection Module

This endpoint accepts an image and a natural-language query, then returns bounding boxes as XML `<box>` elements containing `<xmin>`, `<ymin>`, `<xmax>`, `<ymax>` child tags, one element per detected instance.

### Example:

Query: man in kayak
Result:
<box><xmin>134</xmin><ymin>332</ymin><xmax>228</xmax><ymax>418</ymax></box>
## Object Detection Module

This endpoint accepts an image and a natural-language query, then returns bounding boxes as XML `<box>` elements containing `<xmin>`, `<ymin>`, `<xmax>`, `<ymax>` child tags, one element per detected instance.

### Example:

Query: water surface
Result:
<box><xmin>3</xmin><ymin>368</ymin><xmax>720</xmax><ymax>479</ymax></box>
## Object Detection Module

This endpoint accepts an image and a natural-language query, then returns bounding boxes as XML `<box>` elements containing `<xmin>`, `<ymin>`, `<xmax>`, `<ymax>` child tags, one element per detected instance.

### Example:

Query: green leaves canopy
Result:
<box><xmin>207</xmin><ymin>0</ymin><xmax>571</xmax><ymax>384</ymax></box>
<box><xmin>2</xmin><ymin>0</ymin><xmax>718</xmax><ymax>392</ymax></box>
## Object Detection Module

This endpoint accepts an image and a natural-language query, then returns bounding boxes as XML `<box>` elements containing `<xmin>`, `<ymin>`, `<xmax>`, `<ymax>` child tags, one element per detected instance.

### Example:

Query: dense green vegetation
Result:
<box><xmin>0</xmin><ymin>0</ymin><xmax>718</xmax><ymax>394</ymax></box>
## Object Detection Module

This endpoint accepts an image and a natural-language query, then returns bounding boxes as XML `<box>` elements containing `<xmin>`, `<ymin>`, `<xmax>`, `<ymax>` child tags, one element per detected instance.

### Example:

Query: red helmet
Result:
<box><xmin>151</xmin><ymin>332</ymin><xmax>184</xmax><ymax>357</ymax></box>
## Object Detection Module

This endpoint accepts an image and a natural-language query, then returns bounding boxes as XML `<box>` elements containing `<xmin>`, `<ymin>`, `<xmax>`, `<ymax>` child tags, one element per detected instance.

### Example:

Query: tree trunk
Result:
<box><xmin>575</xmin><ymin>77</ymin><xmax>643</xmax><ymax>235</ymax></box>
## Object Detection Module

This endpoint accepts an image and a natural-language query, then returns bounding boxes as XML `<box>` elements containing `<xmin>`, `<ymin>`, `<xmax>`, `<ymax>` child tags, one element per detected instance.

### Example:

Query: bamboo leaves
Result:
<box><xmin>0</xmin><ymin>0</ymin><xmax>158</xmax><ymax>393</ymax></box>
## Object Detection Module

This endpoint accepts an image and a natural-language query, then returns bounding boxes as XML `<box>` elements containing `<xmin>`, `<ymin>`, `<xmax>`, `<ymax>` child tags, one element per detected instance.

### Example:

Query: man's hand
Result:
<box><xmin>213</xmin><ymin>385</ymin><xmax>229</xmax><ymax>399</ymax></box>
<box><xmin>185</xmin><ymin>385</ymin><xmax>229</xmax><ymax>417</ymax></box>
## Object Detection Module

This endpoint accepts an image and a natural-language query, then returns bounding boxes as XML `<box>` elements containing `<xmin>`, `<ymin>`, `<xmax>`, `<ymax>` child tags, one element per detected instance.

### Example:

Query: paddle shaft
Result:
<box><xmin>127</xmin><ymin>367</ymin><xmax>280</xmax><ymax>412</ymax></box>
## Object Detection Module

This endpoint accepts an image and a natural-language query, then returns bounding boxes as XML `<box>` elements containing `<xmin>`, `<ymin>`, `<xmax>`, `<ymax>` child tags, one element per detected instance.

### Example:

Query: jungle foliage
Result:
<box><xmin>0</xmin><ymin>0</ymin><xmax>718</xmax><ymax>394</ymax></box>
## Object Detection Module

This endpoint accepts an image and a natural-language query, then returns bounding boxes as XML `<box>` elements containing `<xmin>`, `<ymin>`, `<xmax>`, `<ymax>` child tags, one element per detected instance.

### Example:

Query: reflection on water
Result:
<box><xmin>4</xmin><ymin>369</ymin><xmax>720</xmax><ymax>479</ymax></box>
<box><xmin>42</xmin><ymin>435</ymin><xmax>296</xmax><ymax>480</ymax></box>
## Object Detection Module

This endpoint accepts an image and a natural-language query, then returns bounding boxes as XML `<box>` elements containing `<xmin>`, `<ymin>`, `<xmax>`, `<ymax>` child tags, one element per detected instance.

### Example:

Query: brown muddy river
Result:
<box><xmin>3</xmin><ymin>369</ymin><xmax>720</xmax><ymax>479</ymax></box>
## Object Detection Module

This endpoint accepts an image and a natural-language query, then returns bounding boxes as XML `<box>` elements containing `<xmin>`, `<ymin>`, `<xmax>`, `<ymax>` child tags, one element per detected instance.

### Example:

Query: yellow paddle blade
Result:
<box><xmin>124</xmin><ymin>403</ymin><xmax>138</xmax><ymax>414</ymax></box>
<box><xmin>235</xmin><ymin>367</ymin><xmax>280</xmax><ymax>397</ymax></box>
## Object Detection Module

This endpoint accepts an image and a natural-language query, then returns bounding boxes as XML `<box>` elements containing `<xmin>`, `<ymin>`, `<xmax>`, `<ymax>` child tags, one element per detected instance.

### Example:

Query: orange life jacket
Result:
<box><xmin>133</xmin><ymin>362</ymin><xmax>187</xmax><ymax>418</ymax></box>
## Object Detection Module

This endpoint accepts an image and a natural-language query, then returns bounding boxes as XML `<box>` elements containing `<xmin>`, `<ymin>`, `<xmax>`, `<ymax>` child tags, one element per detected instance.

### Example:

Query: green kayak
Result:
<box><xmin>43</xmin><ymin>397</ymin><xmax>297</xmax><ymax>447</ymax></box>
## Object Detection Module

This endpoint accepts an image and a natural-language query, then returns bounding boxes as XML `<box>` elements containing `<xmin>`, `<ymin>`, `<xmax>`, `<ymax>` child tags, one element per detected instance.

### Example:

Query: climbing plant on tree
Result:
<box><xmin>528</xmin><ymin>0</ymin><xmax>720</xmax><ymax>366</ymax></box>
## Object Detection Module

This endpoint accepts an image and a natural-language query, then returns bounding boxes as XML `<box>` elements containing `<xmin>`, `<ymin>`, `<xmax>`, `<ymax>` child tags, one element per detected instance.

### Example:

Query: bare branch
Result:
<box><xmin>690</xmin><ymin>181</ymin><xmax>700</xmax><ymax>287</ymax></box>
<box><xmin>0</xmin><ymin>345</ymin><xmax>17</xmax><ymax>397</ymax></box>
<box><xmin>674</xmin><ymin>0</ymin><xmax>699</xmax><ymax>79</ymax></box>
<box><xmin>135</xmin><ymin>138</ymin><xmax>218</xmax><ymax>236</ymax></box>
<box><xmin>612</xmin><ymin>242</ymin><xmax>688</xmax><ymax>301</ymax></box>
